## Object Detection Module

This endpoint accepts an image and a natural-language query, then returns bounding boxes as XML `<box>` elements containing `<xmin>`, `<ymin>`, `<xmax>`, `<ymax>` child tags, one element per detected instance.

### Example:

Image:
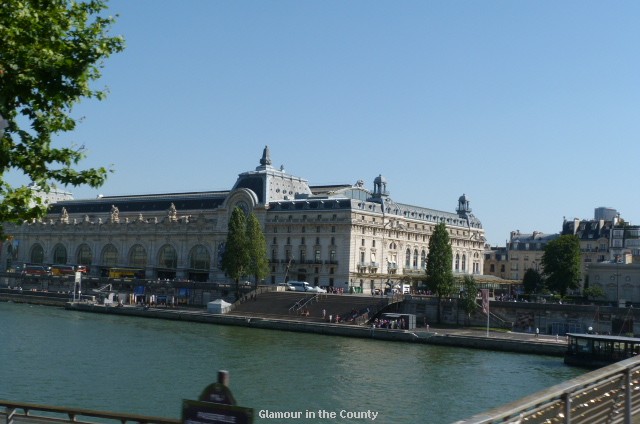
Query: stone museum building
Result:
<box><xmin>1</xmin><ymin>147</ymin><xmax>486</xmax><ymax>294</ymax></box>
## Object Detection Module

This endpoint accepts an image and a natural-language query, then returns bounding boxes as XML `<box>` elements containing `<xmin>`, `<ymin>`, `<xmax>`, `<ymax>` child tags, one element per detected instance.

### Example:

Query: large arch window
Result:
<box><xmin>189</xmin><ymin>245</ymin><xmax>210</xmax><ymax>270</ymax></box>
<box><xmin>412</xmin><ymin>249</ymin><xmax>418</xmax><ymax>268</ymax></box>
<box><xmin>101</xmin><ymin>244</ymin><xmax>118</xmax><ymax>267</ymax></box>
<box><xmin>405</xmin><ymin>249</ymin><xmax>411</xmax><ymax>267</ymax></box>
<box><xmin>421</xmin><ymin>250</ymin><xmax>427</xmax><ymax>269</ymax></box>
<box><xmin>76</xmin><ymin>244</ymin><xmax>92</xmax><ymax>266</ymax></box>
<box><xmin>129</xmin><ymin>244</ymin><xmax>147</xmax><ymax>268</ymax></box>
<box><xmin>158</xmin><ymin>244</ymin><xmax>177</xmax><ymax>269</ymax></box>
<box><xmin>455</xmin><ymin>254</ymin><xmax>460</xmax><ymax>271</ymax></box>
<box><xmin>30</xmin><ymin>244</ymin><xmax>45</xmax><ymax>264</ymax></box>
<box><xmin>52</xmin><ymin>244</ymin><xmax>67</xmax><ymax>264</ymax></box>
<box><xmin>462</xmin><ymin>254</ymin><xmax>467</xmax><ymax>272</ymax></box>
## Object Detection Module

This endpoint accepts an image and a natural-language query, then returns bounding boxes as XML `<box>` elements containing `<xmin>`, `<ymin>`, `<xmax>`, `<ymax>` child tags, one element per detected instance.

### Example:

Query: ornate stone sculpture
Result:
<box><xmin>60</xmin><ymin>207</ymin><xmax>69</xmax><ymax>224</ymax></box>
<box><xmin>110</xmin><ymin>205</ymin><xmax>120</xmax><ymax>223</ymax></box>
<box><xmin>168</xmin><ymin>203</ymin><xmax>178</xmax><ymax>222</ymax></box>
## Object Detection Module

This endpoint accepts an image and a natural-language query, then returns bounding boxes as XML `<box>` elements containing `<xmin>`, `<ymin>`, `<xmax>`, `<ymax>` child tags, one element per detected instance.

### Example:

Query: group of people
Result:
<box><xmin>325</xmin><ymin>287</ymin><xmax>345</xmax><ymax>294</ymax></box>
<box><xmin>372</xmin><ymin>318</ymin><xmax>408</xmax><ymax>329</ymax></box>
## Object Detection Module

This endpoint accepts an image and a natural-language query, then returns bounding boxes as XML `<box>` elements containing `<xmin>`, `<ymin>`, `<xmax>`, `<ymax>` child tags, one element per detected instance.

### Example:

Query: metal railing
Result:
<box><xmin>0</xmin><ymin>399</ymin><xmax>179</xmax><ymax>424</ymax></box>
<box><xmin>454</xmin><ymin>355</ymin><xmax>640</xmax><ymax>423</ymax></box>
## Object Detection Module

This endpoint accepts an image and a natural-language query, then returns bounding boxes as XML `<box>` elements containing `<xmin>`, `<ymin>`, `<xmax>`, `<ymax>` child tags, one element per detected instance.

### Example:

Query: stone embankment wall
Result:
<box><xmin>63</xmin><ymin>303</ymin><xmax>565</xmax><ymax>356</ymax></box>
<box><xmin>401</xmin><ymin>296</ymin><xmax>640</xmax><ymax>335</ymax></box>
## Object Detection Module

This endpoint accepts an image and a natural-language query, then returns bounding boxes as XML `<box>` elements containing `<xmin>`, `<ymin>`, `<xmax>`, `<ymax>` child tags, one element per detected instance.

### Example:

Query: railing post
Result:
<box><xmin>6</xmin><ymin>407</ymin><xmax>16</xmax><ymax>424</ymax></box>
<box><xmin>562</xmin><ymin>393</ymin><xmax>571</xmax><ymax>424</ymax></box>
<box><xmin>625</xmin><ymin>368</ymin><xmax>632</xmax><ymax>424</ymax></box>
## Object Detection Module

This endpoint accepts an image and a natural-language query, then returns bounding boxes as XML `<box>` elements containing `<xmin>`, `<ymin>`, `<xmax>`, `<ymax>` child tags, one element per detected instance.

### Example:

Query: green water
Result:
<box><xmin>0</xmin><ymin>302</ymin><xmax>584</xmax><ymax>423</ymax></box>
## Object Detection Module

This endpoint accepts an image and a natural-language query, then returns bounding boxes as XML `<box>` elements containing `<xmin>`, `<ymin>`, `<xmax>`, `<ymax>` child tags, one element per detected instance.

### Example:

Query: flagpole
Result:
<box><xmin>486</xmin><ymin>306</ymin><xmax>489</xmax><ymax>337</ymax></box>
<box><xmin>481</xmin><ymin>289</ymin><xmax>489</xmax><ymax>337</ymax></box>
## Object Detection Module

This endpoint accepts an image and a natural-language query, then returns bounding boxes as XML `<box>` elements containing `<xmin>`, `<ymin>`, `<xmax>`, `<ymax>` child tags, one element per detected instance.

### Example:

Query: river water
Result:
<box><xmin>0</xmin><ymin>302</ymin><xmax>585</xmax><ymax>424</ymax></box>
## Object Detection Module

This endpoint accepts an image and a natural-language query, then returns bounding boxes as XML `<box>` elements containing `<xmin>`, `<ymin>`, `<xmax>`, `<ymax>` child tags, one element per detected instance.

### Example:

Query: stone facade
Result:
<box><xmin>586</xmin><ymin>259</ymin><xmax>640</xmax><ymax>305</ymax></box>
<box><xmin>1</xmin><ymin>146</ymin><xmax>486</xmax><ymax>293</ymax></box>
<box><xmin>483</xmin><ymin>231</ymin><xmax>558</xmax><ymax>282</ymax></box>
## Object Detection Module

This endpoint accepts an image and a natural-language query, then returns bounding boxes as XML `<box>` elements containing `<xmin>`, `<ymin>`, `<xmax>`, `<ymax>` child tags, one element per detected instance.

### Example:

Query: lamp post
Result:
<box><xmin>615</xmin><ymin>256</ymin><xmax>620</xmax><ymax>307</ymax></box>
<box><xmin>609</xmin><ymin>255</ymin><xmax>622</xmax><ymax>307</ymax></box>
<box><xmin>380</xmin><ymin>211</ymin><xmax>394</xmax><ymax>296</ymax></box>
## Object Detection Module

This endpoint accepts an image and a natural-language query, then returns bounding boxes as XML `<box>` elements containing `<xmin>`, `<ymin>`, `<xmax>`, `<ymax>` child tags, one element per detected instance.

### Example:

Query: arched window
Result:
<box><xmin>462</xmin><ymin>254</ymin><xmax>466</xmax><ymax>271</ymax></box>
<box><xmin>129</xmin><ymin>244</ymin><xmax>147</xmax><ymax>268</ymax></box>
<box><xmin>421</xmin><ymin>250</ymin><xmax>427</xmax><ymax>269</ymax></box>
<box><xmin>189</xmin><ymin>245</ymin><xmax>210</xmax><ymax>270</ymax></box>
<box><xmin>30</xmin><ymin>244</ymin><xmax>44</xmax><ymax>264</ymax></box>
<box><xmin>413</xmin><ymin>249</ymin><xmax>418</xmax><ymax>268</ymax></box>
<box><xmin>455</xmin><ymin>254</ymin><xmax>460</xmax><ymax>271</ymax></box>
<box><xmin>52</xmin><ymin>243</ymin><xmax>67</xmax><ymax>264</ymax></box>
<box><xmin>102</xmin><ymin>244</ymin><xmax>118</xmax><ymax>267</ymax></box>
<box><xmin>76</xmin><ymin>244</ymin><xmax>92</xmax><ymax>266</ymax></box>
<box><xmin>158</xmin><ymin>244</ymin><xmax>177</xmax><ymax>269</ymax></box>
<box><xmin>405</xmin><ymin>249</ymin><xmax>411</xmax><ymax>267</ymax></box>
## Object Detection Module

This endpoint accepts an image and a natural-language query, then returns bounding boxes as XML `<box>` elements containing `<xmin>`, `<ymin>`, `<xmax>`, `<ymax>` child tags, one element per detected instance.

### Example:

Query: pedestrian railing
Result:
<box><xmin>0</xmin><ymin>399</ymin><xmax>180</xmax><ymax>424</ymax></box>
<box><xmin>454</xmin><ymin>355</ymin><xmax>640</xmax><ymax>424</ymax></box>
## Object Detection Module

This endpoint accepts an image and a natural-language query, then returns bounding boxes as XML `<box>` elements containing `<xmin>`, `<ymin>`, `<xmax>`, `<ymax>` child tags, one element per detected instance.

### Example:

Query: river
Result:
<box><xmin>0</xmin><ymin>302</ymin><xmax>585</xmax><ymax>423</ymax></box>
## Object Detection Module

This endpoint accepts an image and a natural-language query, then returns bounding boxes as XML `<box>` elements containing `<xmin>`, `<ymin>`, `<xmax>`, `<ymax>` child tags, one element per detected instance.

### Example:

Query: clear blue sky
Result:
<box><xmin>11</xmin><ymin>1</ymin><xmax>640</xmax><ymax>246</ymax></box>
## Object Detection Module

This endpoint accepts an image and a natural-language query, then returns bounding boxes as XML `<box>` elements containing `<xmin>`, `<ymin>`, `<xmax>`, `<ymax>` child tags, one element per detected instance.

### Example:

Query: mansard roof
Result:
<box><xmin>48</xmin><ymin>191</ymin><xmax>228</xmax><ymax>215</ymax></box>
<box><xmin>562</xmin><ymin>219</ymin><xmax>613</xmax><ymax>239</ymax></box>
<box><xmin>43</xmin><ymin>146</ymin><xmax>483</xmax><ymax>233</ymax></box>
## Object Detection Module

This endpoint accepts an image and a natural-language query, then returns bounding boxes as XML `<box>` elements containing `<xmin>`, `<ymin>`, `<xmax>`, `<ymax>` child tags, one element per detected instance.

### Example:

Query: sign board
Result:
<box><xmin>182</xmin><ymin>399</ymin><xmax>253</xmax><ymax>424</ymax></box>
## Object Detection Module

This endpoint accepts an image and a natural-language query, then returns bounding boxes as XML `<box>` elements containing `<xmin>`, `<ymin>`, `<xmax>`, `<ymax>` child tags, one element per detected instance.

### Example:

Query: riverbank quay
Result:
<box><xmin>64</xmin><ymin>302</ymin><xmax>567</xmax><ymax>356</ymax></box>
<box><xmin>0</xmin><ymin>287</ymin><xmax>71</xmax><ymax>306</ymax></box>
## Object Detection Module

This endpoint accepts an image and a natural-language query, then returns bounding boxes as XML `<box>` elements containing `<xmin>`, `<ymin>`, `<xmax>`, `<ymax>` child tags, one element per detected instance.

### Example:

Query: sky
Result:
<box><xmin>7</xmin><ymin>1</ymin><xmax>640</xmax><ymax>246</ymax></box>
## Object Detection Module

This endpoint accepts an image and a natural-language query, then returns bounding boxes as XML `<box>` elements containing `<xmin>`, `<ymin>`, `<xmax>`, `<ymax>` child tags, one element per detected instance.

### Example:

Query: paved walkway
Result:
<box><xmin>420</xmin><ymin>325</ymin><xmax>569</xmax><ymax>347</ymax></box>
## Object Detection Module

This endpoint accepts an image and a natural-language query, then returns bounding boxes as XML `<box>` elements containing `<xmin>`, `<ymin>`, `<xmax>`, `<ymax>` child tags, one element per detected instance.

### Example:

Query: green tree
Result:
<box><xmin>0</xmin><ymin>0</ymin><xmax>124</xmax><ymax>236</ymax></box>
<box><xmin>246</xmin><ymin>212</ymin><xmax>269</xmax><ymax>290</ymax></box>
<box><xmin>459</xmin><ymin>275</ymin><xmax>478</xmax><ymax>325</ymax></box>
<box><xmin>541</xmin><ymin>234</ymin><xmax>581</xmax><ymax>296</ymax></box>
<box><xmin>522</xmin><ymin>268</ymin><xmax>544</xmax><ymax>294</ymax></box>
<box><xmin>426</xmin><ymin>222</ymin><xmax>454</xmax><ymax>323</ymax></box>
<box><xmin>583</xmin><ymin>285</ymin><xmax>605</xmax><ymax>301</ymax></box>
<box><xmin>221</xmin><ymin>207</ymin><xmax>250</xmax><ymax>299</ymax></box>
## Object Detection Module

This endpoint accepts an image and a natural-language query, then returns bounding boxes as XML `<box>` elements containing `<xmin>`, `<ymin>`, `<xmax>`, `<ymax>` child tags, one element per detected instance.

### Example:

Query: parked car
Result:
<box><xmin>288</xmin><ymin>281</ymin><xmax>310</xmax><ymax>292</ymax></box>
<box><xmin>20</xmin><ymin>265</ymin><xmax>52</xmax><ymax>277</ymax></box>
<box><xmin>51</xmin><ymin>264</ymin><xmax>76</xmax><ymax>276</ymax></box>
<box><xmin>306</xmin><ymin>286</ymin><xmax>327</xmax><ymax>294</ymax></box>
<box><xmin>277</xmin><ymin>283</ymin><xmax>295</xmax><ymax>291</ymax></box>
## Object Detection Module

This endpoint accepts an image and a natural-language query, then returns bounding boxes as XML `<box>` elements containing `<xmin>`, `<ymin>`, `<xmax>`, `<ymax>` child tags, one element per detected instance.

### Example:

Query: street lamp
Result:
<box><xmin>609</xmin><ymin>255</ymin><xmax>622</xmax><ymax>307</ymax></box>
<box><xmin>379</xmin><ymin>203</ymin><xmax>397</xmax><ymax>296</ymax></box>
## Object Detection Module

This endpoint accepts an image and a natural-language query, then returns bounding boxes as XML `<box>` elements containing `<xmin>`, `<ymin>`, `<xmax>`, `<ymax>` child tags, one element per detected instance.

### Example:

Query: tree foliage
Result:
<box><xmin>459</xmin><ymin>275</ymin><xmax>479</xmax><ymax>320</ymax></box>
<box><xmin>426</xmin><ymin>222</ymin><xmax>454</xmax><ymax>322</ymax></box>
<box><xmin>246</xmin><ymin>212</ymin><xmax>269</xmax><ymax>288</ymax></box>
<box><xmin>583</xmin><ymin>285</ymin><xmax>605</xmax><ymax>300</ymax></box>
<box><xmin>0</xmin><ymin>0</ymin><xmax>125</xmax><ymax>236</ymax></box>
<box><xmin>221</xmin><ymin>207</ymin><xmax>249</xmax><ymax>296</ymax></box>
<box><xmin>541</xmin><ymin>235</ymin><xmax>582</xmax><ymax>296</ymax></box>
<box><xmin>221</xmin><ymin>207</ymin><xmax>269</xmax><ymax>298</ymax></box>
<box><xmin>522</xmin><ymin>268</ymin><xmax>544</xmax><ymax>294</ymax></box>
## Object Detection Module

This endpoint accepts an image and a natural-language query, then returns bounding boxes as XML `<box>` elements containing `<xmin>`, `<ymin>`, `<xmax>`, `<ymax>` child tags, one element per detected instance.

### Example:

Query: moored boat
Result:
<box><xmin>565</xmin><ymin>332</ymin><xmax>640</xmax><ymax>368</ymax></box>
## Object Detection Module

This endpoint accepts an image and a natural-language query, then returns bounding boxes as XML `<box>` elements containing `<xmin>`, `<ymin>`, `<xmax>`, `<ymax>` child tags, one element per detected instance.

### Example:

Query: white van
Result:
<box><xmin>288</xmin><ymin>281</ymin><xmax>310</xmax><ymax>292</ymax></box>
